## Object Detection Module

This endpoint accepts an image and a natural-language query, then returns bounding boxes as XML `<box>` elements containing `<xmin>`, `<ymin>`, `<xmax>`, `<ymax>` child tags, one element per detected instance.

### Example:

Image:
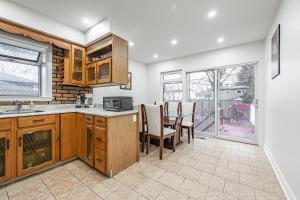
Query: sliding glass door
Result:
<box><xmin>188</xmin><ymin>62</ymin><xmax>257</xmax><ymax>144</ymax></box>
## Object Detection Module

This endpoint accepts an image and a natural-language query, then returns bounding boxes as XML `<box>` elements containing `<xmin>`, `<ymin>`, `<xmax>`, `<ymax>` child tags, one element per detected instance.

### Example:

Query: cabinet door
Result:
<box><xmin>86</xmin><ymin>62</ymin><xmax>96</xmax><ymax>85</ymax></box>
<box><xmin>71</xmin><ymin>44</ymin><xmax>86</xmax><ymax>85</ymax></box>
<box><xmin>60</xmin><ymin>113</ymin><xmax>76</xmax><ymax>161</ymax></box>
<box><xmin>0</xmin><ymin>132</ymin><xmax>13</xmax><ymax>184</ymax></box>
<box><xmin>17</xmin><ymin>125</ymin><xmax>56</xmax><ymax>176</ymax></box>
<box><xmin>76</xmin><ymin>114</ymin><xmax>85</xmax><ymax>160</ymax></box>
<box><xmin>84</xmin><ymin>124</ymin><xmax>94</xmax><ymax>166</ymax></box>
<box><xmin>94</xmin><ymin>127</ymin><xmax>106</xmax><ymax>151</ymax></box>
<box><xmin>96</xmin><ymin>57</ymin><xmax>112</xmax><ymax>84</ymax></box>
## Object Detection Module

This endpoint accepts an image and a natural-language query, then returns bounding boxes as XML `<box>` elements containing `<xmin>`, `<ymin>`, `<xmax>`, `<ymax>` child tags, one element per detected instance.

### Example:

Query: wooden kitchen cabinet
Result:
<box><xmin>86</xmin><ymin>34</ymin><xmax>128</xmax><ymax>86</ymax></box>
<box><xmin>76</xmin><ymin>113</ymin><xmax>85</xmax><ymax>160</ymax></box>
<box><xmin>86</xmin><ymin>62</ymin><xmax>97</xmax><ymax>85</ymax></box>
<box><xmin>60</xmin><ymin>113</ymin><xmax>76</xmax><ymax>161</ymax></box>
<box><xmin>84</xmin><ymin>115</ymin><xmax>94</xmax><ymax>166</ymax></box>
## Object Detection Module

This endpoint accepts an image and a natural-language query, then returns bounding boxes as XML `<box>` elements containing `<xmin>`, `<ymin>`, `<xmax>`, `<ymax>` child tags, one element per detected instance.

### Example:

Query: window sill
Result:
<box><xmin>0</xmin><ymin>97</ymin><xmax>53</xmax><ymax>102</ymax></box>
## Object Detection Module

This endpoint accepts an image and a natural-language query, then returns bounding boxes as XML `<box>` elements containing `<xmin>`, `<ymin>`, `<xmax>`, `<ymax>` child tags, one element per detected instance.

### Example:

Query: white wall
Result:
<box><xmin>146</xmin><ymin>41</ymin><xmax>265</xmax><ymax>145</ymax></box>
<box><xmin>93</xmin><ymin>59</ymin><xmax>147</xmax><ymax>105</ymax></box>
<box><xmin>264</xmin><ymin>0</ymin><xmax>300</xmax><ymax>199</ymax></box>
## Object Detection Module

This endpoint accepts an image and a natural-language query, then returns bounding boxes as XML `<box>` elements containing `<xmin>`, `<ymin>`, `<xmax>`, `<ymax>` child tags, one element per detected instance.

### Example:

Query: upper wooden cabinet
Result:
<box><xmin>86</xmin><ymin>34</ymin><xmax>128</xmax><ymax>86</ymax></box>
<box><xmin>63</xmin><ymin>44</ymin><xmax>86</xmax><ymax>85</ymax></box>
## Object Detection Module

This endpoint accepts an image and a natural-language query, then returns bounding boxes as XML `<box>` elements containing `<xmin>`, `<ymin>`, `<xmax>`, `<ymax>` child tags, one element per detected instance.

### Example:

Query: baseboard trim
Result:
<box><xmin>263</xmin><ymin>144</ymin><xmax>296</xmax><ymax>200</ymax></box>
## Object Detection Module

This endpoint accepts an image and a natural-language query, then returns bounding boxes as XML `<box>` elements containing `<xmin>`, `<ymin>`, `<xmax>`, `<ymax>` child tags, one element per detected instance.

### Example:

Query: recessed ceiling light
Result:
<box><xmin>170</xmin><ymin>39</ymin><xmax>178</xmax><ymax>46</ymax></box>
<box><xmin>171</xmin><ymin>4</ymin><xmax>177</xmax><ymax>11</ymax></box>
<box><xmin>217</xmin><ymin>37</ymin><xmax>224</xmax><ymax>43</ymax></box>
<box><xmin>153</xmin><ymin>54</ymin><xmax>159</xmax><ymax>59</ymax></box>
<box><xmin>83</xmin><ymin>18</ymin><xmax>90</xmax><ymax>24</ymax></box>
<box><xmin>208</xmin><ymin>10</ymin><xmax>217</xmax><ymax>18</ymax></box>
<box><xmin>129</xmin><ymin>41</ymin><xmax>134</xmax><ymax>47</ymax></box>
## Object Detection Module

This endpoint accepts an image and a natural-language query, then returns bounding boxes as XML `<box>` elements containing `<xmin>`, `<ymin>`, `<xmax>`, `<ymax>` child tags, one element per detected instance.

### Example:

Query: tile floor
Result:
<box><xmin>0</xmin><ymin>137</ymin><xmax>286</xmax><ymax>200</ymax></box>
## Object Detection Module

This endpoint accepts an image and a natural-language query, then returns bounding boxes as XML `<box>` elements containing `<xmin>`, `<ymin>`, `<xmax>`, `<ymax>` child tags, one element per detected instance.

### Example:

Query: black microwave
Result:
<box><xmin>103</xmin><ymin>96</ymin><xmax>133</xmax><ymax>112</ymax></box>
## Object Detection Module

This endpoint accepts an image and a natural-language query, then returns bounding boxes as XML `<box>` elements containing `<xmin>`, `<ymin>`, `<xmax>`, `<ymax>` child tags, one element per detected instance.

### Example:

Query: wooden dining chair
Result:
<box><xmin>139</xmin><ymin>105</ymin><xmax>148</xmax><ymax>152</ymax></box>
<box><xmin>141</xmin><ymin>104</ymin><xmax>176</xmax><ymax>160</ymax></box>
<box><xmin>154</xmin><ymin>101</ymin><xmax>168</xmax><ymax>114</ymax></box>
<box><xmin>164</xmin><ymin>101</ymin><xmax>181</xmax><ymax>129</ymax></box>
<box><xmin>181</xmin><ymin>102</ymin><xmax>196</xmax><ymax>144</ymax></box>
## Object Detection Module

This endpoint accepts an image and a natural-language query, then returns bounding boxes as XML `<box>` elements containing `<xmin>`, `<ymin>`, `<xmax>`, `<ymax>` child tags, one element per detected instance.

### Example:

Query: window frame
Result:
<box><xmin>161</xmin><ymin>70</ymin><xmax>183</xmax><ymax>102</ymax></box>
<box><xmin>0</xmin><ymin>31</ymin><xmax>52</xmax><ymax>101</ymax></box>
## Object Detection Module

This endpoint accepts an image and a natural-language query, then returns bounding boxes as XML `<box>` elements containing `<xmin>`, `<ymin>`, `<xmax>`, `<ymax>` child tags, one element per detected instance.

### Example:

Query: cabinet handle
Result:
<box><xmin>96</xmin><ymin>137</ymin><xmax>102</xmax><ymax>142</ymax></box>
<box><xmin>32</xmin><ymin>119</ymin><xmax>45</xmax><ymax>123</ymax></box>
<box><xmin>96</xmin><ymin>158</ymin><xmax>102</xmax><ymax>163</ymax></box>
<box><xmin>6</xmin><ymin>139</ymin><xmax>10</xmax><ymax>149</ymax></box>
<box><xmin>18</xmin><ymin>137</ymin><xmax>22</xmax><ymax>146</ymax></box>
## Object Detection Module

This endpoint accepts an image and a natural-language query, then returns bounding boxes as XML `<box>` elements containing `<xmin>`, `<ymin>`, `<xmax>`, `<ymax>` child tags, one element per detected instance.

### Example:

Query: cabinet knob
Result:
<box><xmin>6</xmin><ymin>139</ymin><xmax>10</xmax><ymax>149</ymax></box>
<box><xmin>18</xmin><ymin>137</ymin><xmax>22</xmax><ymax>146</ymax></box>
<box><xmin>96</xmin><ymin>158</ymin><xmax>102</xmax><ymax>163</ymax></box>
<box><xmin>96</xmin><ymin>137</ymin><xmax>102</xmax><ymax>142</ymax></box>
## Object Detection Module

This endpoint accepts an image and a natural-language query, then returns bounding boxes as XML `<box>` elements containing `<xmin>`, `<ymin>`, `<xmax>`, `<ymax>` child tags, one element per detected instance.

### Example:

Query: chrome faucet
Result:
<box><xmin>15</xmin><ymin>101</ymin><xmax>23</xmax><ymax>112</ymax></box>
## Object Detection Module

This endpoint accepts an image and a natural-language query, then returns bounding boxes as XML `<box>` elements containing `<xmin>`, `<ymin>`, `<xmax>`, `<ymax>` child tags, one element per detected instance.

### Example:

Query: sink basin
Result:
<box><xmin>0</xmin><ymin>109</ymin><xmax>44</xmax><ymax>115</ymax></box>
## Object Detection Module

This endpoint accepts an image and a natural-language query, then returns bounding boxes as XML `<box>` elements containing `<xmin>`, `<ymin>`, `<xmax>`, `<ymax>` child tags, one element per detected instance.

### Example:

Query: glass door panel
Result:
<box><xmin>188</xmin><ymin>70</ymin><xmax>216</xmax><ymax>136</ymax></box>
<box><xmin>217</xmin><ymin>64</ymin><xmax>256</xmax><ymax>143</ymax></box>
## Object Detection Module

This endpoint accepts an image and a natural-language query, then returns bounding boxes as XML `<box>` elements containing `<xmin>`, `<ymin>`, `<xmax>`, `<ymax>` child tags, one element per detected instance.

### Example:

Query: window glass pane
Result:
<box><xmin>163</xmin><ymin>82</ymin><xmax>182</xmax><ymax>101</ymax></box>
<box><xmin>0</xmin><ymin>60</ymin><xmax>39</xmax><ymax>96</ymax></box>
<box><xmin>163</xmin><ymin>72</ymin><xmax>181</xmax><ymax>81</ymax></box>
<box><xmin>188</xmin><ymin>71</ymin><xmax>215</xmax><ymax>100</ymax></box>
<box><xmin>0</xmin><ymin>43</ymin><xmax>40</xmax><ymax>62</ymax></box>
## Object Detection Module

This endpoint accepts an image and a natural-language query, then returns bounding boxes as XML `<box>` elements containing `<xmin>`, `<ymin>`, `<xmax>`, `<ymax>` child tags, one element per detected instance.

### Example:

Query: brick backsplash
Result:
<box><xmin>0</xmin><ymin>45</ymin><xmax>92</xmax><ymax>106</ymax></box>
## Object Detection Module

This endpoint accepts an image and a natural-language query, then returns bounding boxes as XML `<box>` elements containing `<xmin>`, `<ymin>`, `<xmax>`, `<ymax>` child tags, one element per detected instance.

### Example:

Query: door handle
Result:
<box><xmin>96</xmin><ymin>158</ymin><xmax>103</xmax><ymax>163</ymax></box>
<box><xmin>18</xmin><ymin>137</ymin><xmax>22</xmax><ymax>146</ymax></box>
<box><xmin>32</xmin><ymin>119</ymin><xmax>45</xmax><ymax>123</ymax></box>
<box><xmin>95</xmin><ymin>137</ymin><xmax>102</xmax><ymax>142</ymax></box>
<box><xmin>6</xmin><ymin>139</ymin><xmax>10</xmax><ymax>149</ymax></box>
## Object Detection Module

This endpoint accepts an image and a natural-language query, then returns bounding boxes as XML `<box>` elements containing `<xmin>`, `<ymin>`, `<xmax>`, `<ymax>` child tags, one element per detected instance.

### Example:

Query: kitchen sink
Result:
<box><xmin>0</xmin><ymin>109</ymin><xmax>44</xmax><ymax>115</ymax></box>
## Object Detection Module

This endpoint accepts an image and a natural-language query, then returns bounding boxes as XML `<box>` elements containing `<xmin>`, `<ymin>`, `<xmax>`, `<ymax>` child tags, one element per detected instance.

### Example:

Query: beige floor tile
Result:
<box><xmin>106</xmin><ymin>185</ymin><xmax>141</xmax><ymax>200</ymax></box>
<box><xmin>91</xmin><ymin>178</ymin><xmax>122</xmax><ymax>199</ymax></box>
<box><xmin>151</xmin><ymin>159</ymin><xmax>182</xmax><ymax>173</ymax></box>
<box><xmin>134</xmin><ymin>178</ymin><xmax>166</xmax><ymax>200</ymax></box>
<box><xmin>207</xmin><ymin>157</ymin><xmax>228</xmax><ymax>168</ymax></box>
<box><xmin>198</xmin><ymin>172</ymin><xmax>225</xmax><ymax>191</ymax></box>
<box><xmin>224</xmin><ymin>180</ymin><xmax>255</xmax><ymax>200</ymax></box>
<box><xmin>158</xmin><ymin>171</ymin><xmax>185</xmax><ymax>190</ymax></box>
<box><xmin>0</xmin><ymin>187</ymin><xmax>7</xmax><ymax>200</ymax></box>
<box><xmin>114</xmin><ymin>172</ymin><xmax>149</xmax><ymax>189</ymax></box>
<box><xmin>64</xmin><ymin>159</ymin><xmax>85</xmax><ymax>171</ymax></box>
<box><xmin>177</xmin><ymin>165</ymin><xmax>202</xmax><ymax>181</ymax></box>
<box><xmin>193</xmin><ymin>161</ymin><xmax>217</xmax><ymax>174</ymax></box>
<box><xmin>177</xmin><ymin>178</ymin><xmax>208</xmax><ymax>200</ymax></box>
<box><xmin>214</xmin><ymin>167</ymin><xmax>239</xmax><ymax>181</ymax></box>
<box><xmin>56</xmin><ymin>185</ymin><xmax>101</xmax><ymax>200</ymax></box>
<box><xmin>255</xmin><ymin>189</ymin><xmax>286</xmax><ymax>200</ymax></box>
<box><xmin>205</xmin><ymin>188</ymin><xmax>237</xmax><ymax>200</ymax></box>
<box><xmin>156</xmin><ymin>187</ymin><xmax>189</xmax><ymax>200</ymax></box>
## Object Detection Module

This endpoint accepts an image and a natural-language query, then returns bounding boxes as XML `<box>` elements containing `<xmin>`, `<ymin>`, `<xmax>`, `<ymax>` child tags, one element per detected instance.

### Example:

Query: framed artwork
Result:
<box><xmin>120</xmin><ymin>72</ymin><xmax>132</xmax><ymax>90</ymax></box>
<box><xmin>271</xmin><ymin>24</ymin><xmax>280</xmax><ymax>79</ymax></box>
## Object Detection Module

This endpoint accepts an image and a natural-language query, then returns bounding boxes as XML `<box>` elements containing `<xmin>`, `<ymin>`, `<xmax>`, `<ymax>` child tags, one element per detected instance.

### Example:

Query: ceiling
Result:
<box><xmin>9</xmin><ymin>0</ymin><xmax>280</xmax><ymax>64</ymax></box>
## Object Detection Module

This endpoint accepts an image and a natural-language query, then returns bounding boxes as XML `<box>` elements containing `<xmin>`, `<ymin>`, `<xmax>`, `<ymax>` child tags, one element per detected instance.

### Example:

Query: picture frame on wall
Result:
<box><xmin>271</xmin><ymin>24</ymin><xmax>280</xmax><ymax>79</ymax></box>
<box><xmin>120</xmin><ymin>72</ymin><xmax>132</xmax><ymax>90</ymax></box>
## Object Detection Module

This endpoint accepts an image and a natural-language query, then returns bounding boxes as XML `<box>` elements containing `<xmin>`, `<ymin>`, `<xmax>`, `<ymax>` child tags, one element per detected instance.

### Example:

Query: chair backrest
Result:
<box><xmin>154</xmin><ymin>101</ymin><xmax>168</xmax><ymax>114</ymax></box>
<box><xmin>182</xmin><ymin>102</ymin><xmax>196</xmax><ymax>123</ymax></box>
<box><xmin>142</xmin><ymin>104</ymin><xmax>163</xmax><ymax>137</ymax></box>
<box><xmin>167</xmin><ymin>101</ymin><xmax>181</xmax><ymax>114</ymax></box>
<box><xmin>138</xmin><ymin>105</ymin><xmax>146</xmax><ymax>133</ymax></box>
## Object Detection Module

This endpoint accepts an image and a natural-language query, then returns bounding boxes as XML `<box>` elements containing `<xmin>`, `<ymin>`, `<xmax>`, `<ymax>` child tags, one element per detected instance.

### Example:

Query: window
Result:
<box><xmin>0</xmin><ymin>31</ymin><xmax>52</xmax><ymax>99</ymax></box>
<box><xmin>161</xmin><ymin>71</ymin><xmax>182</xmax><ymax>101</ymax></box>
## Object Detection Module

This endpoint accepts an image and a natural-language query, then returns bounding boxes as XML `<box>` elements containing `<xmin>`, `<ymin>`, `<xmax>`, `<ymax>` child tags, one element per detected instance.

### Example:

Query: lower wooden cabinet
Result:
<box><xmin>84</xmin><ymin>124</ymin><xmax>94</xmax><ymax>166</ymax></box>
<box><xmin>17</xmin><ymin>125</ymin><xmax>56</xmax><ymax>176</ymax></box>
<box><xmin>76</xmin><ymin>114</ymin><xmax>85</xmax><ymax>160</ymax></box>
<box><xmin>94</xmin><ymin>148</ymin><xmax>106</xmax><ymax>172</ymax></box>
<box><xmin>60</xmin><ymin>113</ymin><xmax>76</xmax><ymax>161</ymax></box>
<box><xmin>0</xmin><ymin>131</ymin><xmax>15</xmax><ymax>184</ymax></box>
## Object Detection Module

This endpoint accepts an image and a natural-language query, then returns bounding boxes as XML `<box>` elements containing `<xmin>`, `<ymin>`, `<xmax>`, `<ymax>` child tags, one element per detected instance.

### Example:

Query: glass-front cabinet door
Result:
<box><xmin>17</xmin><ymin>125</ymin><xmax>56</xmax><ymax>176</ymax></box>
<box><xmin>0</xmin><ymin>132</ymin><xmax>14</xmax><ymax>184</ymax></box>
<box><xmin>71</xmin><ymin>44</ymin><xmax>86</xmax><ymax>85</ymax></box>
<box><xmin>86</xmin><ymin>62</ymin><xmax>96</xmax><ymax>85</ymax></box>
<box><xmin>96</xmin><ymin>57</ymin><xmax>112</xmax><ymax>84</ymax></box>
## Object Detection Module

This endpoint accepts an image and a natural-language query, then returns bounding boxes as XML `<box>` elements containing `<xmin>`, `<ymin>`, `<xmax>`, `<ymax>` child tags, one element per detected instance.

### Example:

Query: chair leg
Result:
<box><xmin>181</xmin><ymin>127</ymin><xmax>183</xmax><ymax>137</ymax></box>
<box><xmin>191</xmin><ymin>127</ymin><xmax>194</xmax><ymax>139</ymax></box>
<box><xmin>141</xmin><ymin>132</ymin><xmax>145</xmax><ymax>153</ymax></box>
<box><xmin>171</xmin><ymin>135</ymin><xmax>175</xmax><ymax>152</ymax></box>
<box><xmin>159</xmin><ymin>138</ymin><xmax>163</xmax><ymax>160</ymax></box>
<box><xmin>188</xmin><ymin>128</ymin><xmax>190</xmax><ymax>144</ymax></box>
<box><xmin>146</xmin><ymin>135</ymin><xmax>150</xmax><ymax>154</ymax></box>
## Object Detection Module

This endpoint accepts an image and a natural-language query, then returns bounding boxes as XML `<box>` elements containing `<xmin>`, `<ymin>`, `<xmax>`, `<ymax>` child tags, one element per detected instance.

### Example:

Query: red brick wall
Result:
<box><xmin>0</xmin><ymin>45</ymin><xmax>92</xmax><ymax>106</ymax></box>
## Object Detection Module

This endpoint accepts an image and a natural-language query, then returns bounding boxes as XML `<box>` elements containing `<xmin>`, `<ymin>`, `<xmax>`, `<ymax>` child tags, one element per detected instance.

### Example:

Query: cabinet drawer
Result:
<box><xmin>18</xmin><ymin>115</ymin><xmax>56</xmax><ymax>128</ymax></box>
<box><xmin>95</xmin><ymin>116</ymin><xmax>106</xmax><ymax>128</ymax></box>
<box><xmin>0</xmin><ymin>119</ymin><xmax>12</xmax><ymax>131</ymax></box>
<box><xmin>94</xmin><ymin>148</ymin><xmax>106</xmax><ymax>172</ymax></box>
<box><xmin>85</xmin><ymin>115</ymin><xmax>94</xmax><ymax>124</ymax></box>
<box><xmin>94</xmin><ymin>127</ymin><xmax>106</xmax><ymax>151</ymax></box>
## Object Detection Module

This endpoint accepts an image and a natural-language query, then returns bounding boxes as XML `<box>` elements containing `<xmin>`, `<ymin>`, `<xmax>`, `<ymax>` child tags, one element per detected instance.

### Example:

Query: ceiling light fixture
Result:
<box><xmin>170</xmin><ymin>39</ymin><xmax>178</xmax><ymax>46</ymax></box>
<box><xmin>217</xmin><ymin>37</ymin><xmax>224</xmax><ymax>43</ymax></box>
<box><xmin>129</xmin><ymin>41</ymin><xmax>134</xmax><ymax>47</ymax></box>
<box><xmin>83</xmin><ymin>18</ymin><xmax>90</xmax><ymax>24</ymax></box>
<box><xmin>153</xmin><ymin>54</ymin><xmax>159</xmax><ymax>59</ymax></box>
<box><xmin>208</xmin><ymin>10</ymin><xmax>217</xmax><ymax>18</ymax></box>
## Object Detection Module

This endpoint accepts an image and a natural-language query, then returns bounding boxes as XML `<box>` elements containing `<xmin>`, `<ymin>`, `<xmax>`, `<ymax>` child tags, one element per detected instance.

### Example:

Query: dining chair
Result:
<box><xmin>164</xmin><ymin>101</ymin><xmax>181</xmax><ymax>129</ymax></box>
<box><xmin>181</xmin><ymin>102</ymin><xmax>196</xmax><ymax>144</ymax></box>
<box><xmin>141</xmin><ymin>104</ymin><xmax>176</xmax><ymax>160</ymax></box>
<box><xmin>154</xmin><ymin>101</ymin><xmax>168</xmax><ymax>114</ymax></box>
<box><xmin>139</xmin><ymin>105</ymin><xmax>147</xmax><ymax>152</ymax></box>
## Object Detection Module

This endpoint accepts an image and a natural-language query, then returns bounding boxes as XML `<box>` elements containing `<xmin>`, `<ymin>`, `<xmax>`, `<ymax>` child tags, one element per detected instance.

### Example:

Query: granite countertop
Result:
<box><xmin>0</xmin><ymin>104</ymin><xmax>138</xmax><ymax>119</ymax></box>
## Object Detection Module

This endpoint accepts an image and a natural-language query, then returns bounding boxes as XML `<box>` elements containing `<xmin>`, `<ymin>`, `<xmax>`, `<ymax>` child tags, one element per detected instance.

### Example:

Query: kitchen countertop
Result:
<box><xmin>0</xmin><ymin>105</ymin><xmax>138</xmax><ymax>119</ymax></box>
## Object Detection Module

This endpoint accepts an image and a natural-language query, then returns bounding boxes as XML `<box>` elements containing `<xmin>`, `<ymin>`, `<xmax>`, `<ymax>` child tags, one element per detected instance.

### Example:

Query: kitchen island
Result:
<box><xmin>0</xmin><ymin>105</ymin><xmax>139</xmax><ymax>185</ymax></box>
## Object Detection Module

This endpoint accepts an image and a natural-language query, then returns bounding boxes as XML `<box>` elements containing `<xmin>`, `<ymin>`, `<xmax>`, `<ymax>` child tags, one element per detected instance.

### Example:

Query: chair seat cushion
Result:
<box><xmin>182</xmin><ymin>121</ymin><xmax>194</xmax><ymax>127</ymax></box>
<box><xmin>149</xmin><ymin>128</ymin><xmax>176</xmax><ymax>137</ymax></box>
